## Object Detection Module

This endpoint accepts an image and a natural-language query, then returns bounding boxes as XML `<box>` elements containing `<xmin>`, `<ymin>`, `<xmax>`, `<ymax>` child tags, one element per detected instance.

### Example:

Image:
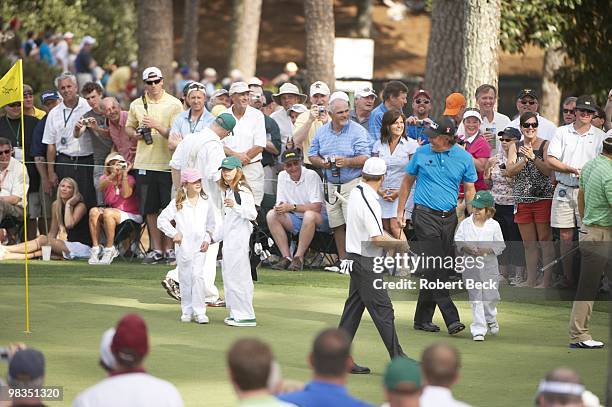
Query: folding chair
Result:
<box><xmin>113</xmin><ymin>220</ymin><xmax>146</xmax><ymax>261</ymax></box>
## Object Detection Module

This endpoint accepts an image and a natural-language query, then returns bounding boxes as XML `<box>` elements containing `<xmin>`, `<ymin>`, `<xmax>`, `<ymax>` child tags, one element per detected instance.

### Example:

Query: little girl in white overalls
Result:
<box><xmin>455</xmin><ymin>190</ymin><xmax>506</xmax><ymax>341</ymax></box>
<box><xmin>158</xmin><ymin>168</ymin><xmax>216</xmax><ymax>324</ymax></box>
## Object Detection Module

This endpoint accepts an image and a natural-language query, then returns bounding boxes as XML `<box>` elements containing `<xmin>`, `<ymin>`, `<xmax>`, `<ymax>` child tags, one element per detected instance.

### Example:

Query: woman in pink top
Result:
<box><xmin>88</xmin><ymin>153</ymin><xmax>142</xmax><ymax>265</ymax></box>
<box><xmin>461</xmin><ymin>109</ymin><xmax>492</xmax><ymax>191</ymax></box>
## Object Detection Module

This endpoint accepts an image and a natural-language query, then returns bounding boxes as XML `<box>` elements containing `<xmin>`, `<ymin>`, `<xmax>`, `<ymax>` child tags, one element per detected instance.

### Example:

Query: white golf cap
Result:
<box><xmin>329</xmin><ymin>91</ymin><xmax>350</xmax><ymax>105</ymax></box>
<box><xmin>142</xmin><ymin>66</ymin><xmax>163</xmax><ymax>81</ymax></box>
<box><xmin>310</xmin><ymin>81</ymin><xmax>330</xmax><ymax>97</ymax></box>
<box><xmin>273</xmin><ymin>83</ymin><xmax>307</xmax><ymax>104</ymax></box>
<box><xmin>285</xmin><ymin>62</ymin><xmax>298</xmax><ymax>73</ymax></box>
<box><xmin>355</xmin><ymin>86</ymin><xmax>376</xmax><ymax>99</ymax></box>
<box><xmin>203</xmin><ymin>67</ymin><xmax>217</xmax><ymax>77</ymax></box>
<box><xmin>462</xmin><ymin>109</ymin><xmax>482</xmax><ymax>122</ymax></box>
<box><xmin>229</xmin><ymin>81</ymin><xmax>250</xmax><ymax>95</ymax></box>
<box><xmin>363</xmin><ymin>157</ymin><xmax>387</xmax><ymax>176</ymax></box>
<box><xmin>247</xmin><ymin>77</ymin><xmax>263</xmax><ymax>87</ymax></box>
<box><xmin>105</xmin><ymin>153</ymin><xmax>126</xmax><ymax>165</ymax></box>
<box><xmin>63</xmin><ymin>32</ymin><xmax>74</xmax><ymax>39</ymax></box>
<box><xmin>99</xmin><ymin>328</ymin><xmax>117</xmax><ymax>370</ymax></box>
<box><xmin>186</xmin><ymin>81</ymin><xmax>207</xmax><ymax>96</ymax></box>
<box><xmin>211</xmin><ymin>88</ymin><xmax>229</xmax><ymax>98</ymax></box>
<box><xmin>81</xmin><ymin>35</ymin><xmax>96</xmax><ymax>46</ymax></box>
<box><xmin>289</xmin><ymin>103</ymin><xmax>308</xmax><ymax>114</ymax></box>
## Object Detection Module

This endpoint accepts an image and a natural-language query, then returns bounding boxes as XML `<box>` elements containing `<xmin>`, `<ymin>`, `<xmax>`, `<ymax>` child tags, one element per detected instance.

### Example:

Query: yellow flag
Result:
<box><xmin>0</xmin><ymin>60</ymin><xmax>23</xmax><ymax>107</ymax></box>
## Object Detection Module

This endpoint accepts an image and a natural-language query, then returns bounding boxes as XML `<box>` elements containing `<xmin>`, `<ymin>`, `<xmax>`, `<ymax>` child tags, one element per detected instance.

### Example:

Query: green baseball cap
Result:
<box><xmin>218</xmin><ymin>156</ymin><xmax>243</xmax><ymax>170</ymax></box>
<box><xmin>470</xmin><ymin>190</ymin><xmax>495</xmax><ymax>209</ymax></box>
<box><xmin>215</xmin><ymin>113</ymin><xmax>237</xmax><ymax>132</ymax></box>
<box><xmin>384</xmin><ymin>357</ymin><xmax>421</xmax><ymax>392</ymax></box>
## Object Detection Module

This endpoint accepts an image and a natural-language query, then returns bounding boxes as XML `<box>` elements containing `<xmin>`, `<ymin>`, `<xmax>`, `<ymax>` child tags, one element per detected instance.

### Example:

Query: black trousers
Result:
<box><xmin>338</xmin><ymin>253</ymin><xmax>405</xmax><ymax>359</ymax></box>
<box><xmin>56</xmin><ymin>154</ymin><xmax>96</xmax><ymax>209</ymax></box>
<box><xmin>412</xmin><ymin>207</ymin><xmax>461</xmax><ymax>327</ymax></box>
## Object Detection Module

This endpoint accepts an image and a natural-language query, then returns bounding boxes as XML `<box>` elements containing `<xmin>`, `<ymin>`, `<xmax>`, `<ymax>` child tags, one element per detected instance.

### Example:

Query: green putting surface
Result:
<box><xmin>0</xmin><ymin>260</ymin><xmax>608</xmax><ymax>406</ymax></box>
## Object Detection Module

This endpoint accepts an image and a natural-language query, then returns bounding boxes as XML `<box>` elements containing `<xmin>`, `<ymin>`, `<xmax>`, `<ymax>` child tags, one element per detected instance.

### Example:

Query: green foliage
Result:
<box><xmin>0</xmin><ymin>56</ymin><xmax>60</xmax><ymax>101</ymax></box>
<box><xmin>0</xmin><ymin>0</ymin><xmax>136</xmax><ymax>66</ymax></box>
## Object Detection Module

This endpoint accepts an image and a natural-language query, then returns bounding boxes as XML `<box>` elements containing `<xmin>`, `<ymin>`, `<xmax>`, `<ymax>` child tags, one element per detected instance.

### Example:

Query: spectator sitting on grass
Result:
<box><xmin>73</xmin><ymin>314</ymin><xmax>184</xmax><ymax>407</ymax></box>
<box><xmin>1</xmin><ymin>177</ymin><xmax>92</xmax><ymax>261</ymax></box>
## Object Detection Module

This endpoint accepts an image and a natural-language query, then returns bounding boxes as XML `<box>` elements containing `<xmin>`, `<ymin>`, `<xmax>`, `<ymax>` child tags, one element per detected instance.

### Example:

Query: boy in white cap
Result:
<box><xmin>338</xmin><ymin>157</ymin><xmax>410</xmax><ymax>374</ymax></box>
<box><xmin>158</xmin><ymin>168</ymin><xmax>217</xmax><ymax>324</ymax></box>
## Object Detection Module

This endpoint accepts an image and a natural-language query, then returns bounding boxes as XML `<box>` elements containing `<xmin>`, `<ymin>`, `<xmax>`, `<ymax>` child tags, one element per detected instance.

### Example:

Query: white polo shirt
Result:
<box><xmin>547</xmin><ymin>124</ymin><xmax>606</xmax><ymax>186</ymax></box>
<box><xmin>276</xmin><ymin>167</ymin><xmax>324</xmax><ymax>217</ymax></box>
<box><xmin>72</xmin><ymin>372</ymin><xmax>183</xmax><ymax>407</ymax></box>
<box><xmin>270</xmin><ymin>108</ymin><xmax>294</xmax><ymax>147</ymax></box>
<box><xmin>222</xmin><ymin>105</ymin><xmax>267</xmax><ymax>162</ymax></box>
<box><xmin>508</xmin><ymin>113</ymin><xmax>557</xmax><ymax>141</ymax></box>
<box><xmin>42</xmin><ymin>97</ymin><xmax>93</xmax><ymax>156</ymax></box>
<box><xmin>346</xmin><ymin>181</ymin><xmax>384</xmax><ymax>257</ymax></box>
<box><xmin>457</xmin><ymin>111</ymin><xmax>510</xmax><ymax>150</ymax></box>
<box><xmin>0</xmin><ymin>157</ymin><xmax>29</xmax><ymax>207</ymax></box>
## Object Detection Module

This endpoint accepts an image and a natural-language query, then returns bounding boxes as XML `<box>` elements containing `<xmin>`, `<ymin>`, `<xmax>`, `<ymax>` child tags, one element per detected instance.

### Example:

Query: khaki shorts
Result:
<box><xmin>243</xmin><ymin>161</ymin><xmax>264</xmax><ymax>206</ymax></box>
<box><xmin>27</xmin><ymin>190</ymin><xmax>53</xmax><ymax>219</ymax></box>
<box><xmin>550</xmin><ymin>184</ymin><xmax>581</xmax><ymax>228</ymax></box>
<box><xmin>325</xmin><ymin>177</ymin><xmax>360</xmax><ymax>229</ymax></box>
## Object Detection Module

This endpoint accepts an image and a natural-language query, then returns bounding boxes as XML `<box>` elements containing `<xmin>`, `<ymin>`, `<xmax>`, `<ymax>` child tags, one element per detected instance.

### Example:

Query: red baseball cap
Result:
<box><xmin>111</xmin><ymin>314</ymin><xmax>149</xmax><ymax>361</ymax></box>
<box><xmin>412</xmin><ymin>89</ymin><xmax>431</xmax><ymax>100</ymax></box>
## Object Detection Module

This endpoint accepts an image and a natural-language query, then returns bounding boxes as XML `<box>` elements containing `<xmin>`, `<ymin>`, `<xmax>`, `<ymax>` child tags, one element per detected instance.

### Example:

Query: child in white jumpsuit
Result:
<box><xmin>454</xmin><ymin>191</ymin><xmax>505</xmax><ymax>341</ymax></box>
<box><xmin>158</xmin><ymin>168</ymin><xmax>216</xmax><ymax>324</ymax></box>
<box><xmin>217</xmin><ymin>156</ymin><xmax>258</xmax><ymax>327</ymax></box>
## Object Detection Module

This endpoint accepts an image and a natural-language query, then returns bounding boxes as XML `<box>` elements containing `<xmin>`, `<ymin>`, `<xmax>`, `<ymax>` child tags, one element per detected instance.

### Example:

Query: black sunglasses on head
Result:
<box><xmin>145</xmin><ymin>79</ymin><xmax>162</xmax><ymax>85</ymax></box>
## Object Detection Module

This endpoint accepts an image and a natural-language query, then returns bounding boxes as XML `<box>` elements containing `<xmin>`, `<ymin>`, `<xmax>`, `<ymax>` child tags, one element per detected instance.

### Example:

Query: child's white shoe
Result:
<box><xmin>180</xmin><ymin>314</ymin><xmax>192</xmax><ymax>322</ymax></box>
<box><xmin>473</xmin><ymin>334</ymin><xmax>485</xmax><ymax>341</ymax></box>
<box><xmin>195</xmin><ymin>314</ymin><xmax>209</xmax><ymax>324</ymax></box>
<box><xmin>488</xmin><ymin>321</ymin><xmax>500</xmax><ymax>335</ymax></box>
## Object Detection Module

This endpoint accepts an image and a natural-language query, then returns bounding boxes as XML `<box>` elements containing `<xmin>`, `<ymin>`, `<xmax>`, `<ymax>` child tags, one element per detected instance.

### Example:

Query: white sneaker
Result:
<box><xmin>473</xmin><ymin>335</ymin><xmax>485</xmax><ymax>341</ymax></box>
<box><xmin>570</xmin><ymin>339</ymin><xmax>604</xmax><ymax>349</ymax></box>
<box><xmin>195</xmin><ymin>314</ymin><xmax>209</xmax><ymax>324</ymax></box>
<box><xmin>180</xmin><ymin>314</ymin><xmax>192</xmax><ymax>323</ymax></box>
<box><xmin>88</xmin><ymin>246</ymin><xmax>102</xmax><ymax>264</ymax></box>
<box><xmin>488</xmin><ymin>321</ymin><xmax>500</xmax><ymax>335</ymax></box>
<box><xmin>99</xmin><ymin>246</ymin><xmax>119</xmax><ymax>265</ymax></box>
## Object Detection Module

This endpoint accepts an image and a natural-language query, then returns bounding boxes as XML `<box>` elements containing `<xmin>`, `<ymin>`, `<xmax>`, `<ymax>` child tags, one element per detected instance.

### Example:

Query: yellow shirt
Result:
<box><xmin>293</xmin><ymin>111</ymin><xmax>324</xmax><ymax>164</ymax></box>
<box><xmin>106</xmin><ymin>66</ymin><xmax>131</xmax><ymax>94</ymax></box>
<box><xmin>127</xmin><ymin>91</ymin><xmax>183</xmax><ymax>171</ymax></box>
<box><xmin>27</xmin><ymin>106</ymin><xmax>46</xmax><ymax>120</ymax></box>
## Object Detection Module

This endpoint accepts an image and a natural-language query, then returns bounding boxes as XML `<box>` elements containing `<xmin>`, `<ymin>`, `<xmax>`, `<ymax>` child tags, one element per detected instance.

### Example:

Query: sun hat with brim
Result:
<box><xmin>470</xmin><ymin>191</ymin><xmax>495</xmax><ymax>209</ymax></box>
<box><xmin>219</xmin><ymin>156</ymin><xmax>243</xmax><ymax>170</ymax></box>
<box><xmin>273</xmin><ymin>83</ymin><xmax>307</xmax><ymax>105</ymax></box>
<box><xmin>229</xmin><ymin>81</ymin><xmax>250</xmax><ymax>96</ymax></box>
<box><xmin>383</xmin><ymin>357</ymin><xmax>421</xmax><ymax>393</ymax></box>
<box><xmin>105</xmin><ymin>153</ymin><xmax>126</xmax><ymax>165</ymax></box>
<box><xmin>215</xmin><ymin>113</ymin><xmax>237</xmax><ymax>132</ymax></box>
<box><xmin>181</xmin><ymin>168</ymin><xmax>203</xmax><ymax>184</ymax></box>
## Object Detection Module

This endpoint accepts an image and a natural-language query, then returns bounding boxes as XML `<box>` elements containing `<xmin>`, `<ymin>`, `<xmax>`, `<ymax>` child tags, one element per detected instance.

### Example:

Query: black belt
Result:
<box><xmin>58</xmin><ymin>153</ymin><xmax>93</xmax><ymax>161</ymax></box>
<box><xmin>414</xmin><ymin>204</ymin><xmax>456</xmax><ymax>218</ymax></box>
<box><xmin>558</xmin><ymin>182</ymin><xmax>578</xmax><ymax>189</ymax></box>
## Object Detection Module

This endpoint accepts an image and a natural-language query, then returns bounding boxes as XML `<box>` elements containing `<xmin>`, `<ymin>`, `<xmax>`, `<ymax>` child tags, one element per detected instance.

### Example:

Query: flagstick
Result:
<box><xmin>17</xmin><ymin>59</ymin><xmax>31</xmax><ymax>334</ymax></box>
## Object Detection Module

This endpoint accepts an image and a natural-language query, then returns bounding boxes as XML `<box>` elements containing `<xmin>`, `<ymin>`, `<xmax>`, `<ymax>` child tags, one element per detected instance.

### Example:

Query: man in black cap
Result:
<box><xmin>397</xmin><ymin>117</ymin><xmax>477</xmax><ymax>336</ymax></box>
<box><xmin>7</xmin><ymin>348</ymin><xmax>46</xmax><ymax>407</ymax></box>
<box><xmin>508</xmin><ymin>89</ymin><xmax>557</xmax><ymax>141</ymax></box>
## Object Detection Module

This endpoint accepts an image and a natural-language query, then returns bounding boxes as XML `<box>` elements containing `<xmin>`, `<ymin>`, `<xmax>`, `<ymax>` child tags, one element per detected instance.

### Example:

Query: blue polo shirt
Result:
<box><xmin>406</xmin><ymin>144</ymin><xmax>477</xmax><ymax>211</ymax></box>
<box><xmin>308</xmin><ymin>120</ymin><xmax>370</xmax><ymax>184</ymax></box>
<box><xmin>367</xmin><ymin>102</ymin><xmax>388</xmax><ymax>148</ymax></box>
<box><xmin>278</xmin><ymin>380</ymin><xmax>373</xmax><ymax>407</ymax></box>
<box><xmin>170</xmin><ymin>108</ymin><xmax>215</xmax><ymax>136</ymax></box>
<box><xmin>407</xmin><ymin>121</ymin><xmax>431</xmax><ymax>144</ymax></box>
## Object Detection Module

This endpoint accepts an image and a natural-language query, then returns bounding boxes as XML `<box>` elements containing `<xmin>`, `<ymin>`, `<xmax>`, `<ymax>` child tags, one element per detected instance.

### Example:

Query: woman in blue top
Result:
<box><xmin>372</xmin><ymin>110</ymin><xmax>419</xmax><ymax>238</ymax></box>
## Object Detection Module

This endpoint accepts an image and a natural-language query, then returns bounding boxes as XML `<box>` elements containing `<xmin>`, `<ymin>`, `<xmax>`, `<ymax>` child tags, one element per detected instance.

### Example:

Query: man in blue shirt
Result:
<box><xmin>367</xmin><ymin>81</ymin><xmax>408</xmax><ymax>148</ymax></box>
<box><xmin>406</xmin><ymin>89</ymin><xmax>435</xmax><ymax>145</ymax></box>
<box><xmin>397</xmin><ymin>117</ymin><xmax>477</xmax><ymax>336</ymax></box>
<box><xmin>309</xmin><ymin>94</ymin><xmax>370</xmax><ymax>262</ymax></box>
<box><xmin>169</xmin><ymin>82</ymin><xmax>215</xmax><ymax>151</ymax></box>
<box><xmin>278</xmin><ymin>329</ymin><xmax>373</xmax><ymax>407</ymax></box>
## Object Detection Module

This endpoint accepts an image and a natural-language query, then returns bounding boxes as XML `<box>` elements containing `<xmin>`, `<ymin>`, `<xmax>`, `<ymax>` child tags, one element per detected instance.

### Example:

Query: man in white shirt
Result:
<box><xmin>457</xmin><ymin>84</ymin><xmax>510</xmax><ymax>152</ymax></box>
<box><xmin>508</xmin><ymin>89</ymin><xmax>557</xmax><ymax>141</ymax></box>
<box><xmin>0</xmin><ymin>138</ymin><xmax>29</xmax><ymax>227</ymax></box>
<box><xmin>546</xmin><ymin>95</ymin><xmax>606</xmax><ymax>287</ymax></box>
<box><xmin>270</xmin><ymin>82</ymin><xmax>307</xmax><ymax>148</ymax></box>
<box><xmin>73</xmin><ymin>314</ymin><xmax>184</xmax><ymax>407</ymax></box>
<box><xmin>266</xmin><ymin>149</ymin><xmax>329</xmax><ymax>271</ymax></box>
<box><xmin>43</xmin><ymin>72</ymin><xmax>96</xmax><ymax>207</ymax></box>
<box><xmin>222</xmin><ymin>81</ymin><xmax>267</xmax><ymax>206</ymax></box>
<box><xmin>420</xmin><ymin>343</ymin><xmax>471</xmax><ymax>407</ymax></box>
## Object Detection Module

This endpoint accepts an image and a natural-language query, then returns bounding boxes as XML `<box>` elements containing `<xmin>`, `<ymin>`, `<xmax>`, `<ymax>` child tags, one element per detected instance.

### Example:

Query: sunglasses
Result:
<box><xmin>520</xmin><ymin>100</ymin><xmax>537</xmax><ymax>105</ymax></box>
<box><xmin>576</xmin><ymin>108</ymin><xmax>594</xmax><ymax>115</ymax></box>
<box><xmin>415</xmin><ymin>99</ymin><xmax>430</xmax><ymax>104</ymax></box>
<box><xmin>521</xmin><ymin>122</ymin><xmax>538</xmax><ymax>128</ymax></box>
<box><xmin>562</xmin><ymin>109</ymin><xmax>575</xmax><ymax>114</ymax></box>
<box><xmin>187</xmin><ymin>83</ymin><xmax>206</xmax><ymax>90</ymax></box>
<box><xmin>145</xmin><ymin>79</ymin><xmax>162</xmax><ymax>85</ymax></box>
<box><xmin>0</xmin><ymin>149</ymin><xmax>12</xmax><ymax>155</ymax></box>
<box><xmin>23</xmin><ymin>92</ymin><xmax>33</xmax><ymax>97</ymax></box>
<box><xmin>499</xmin><ymin>138</ymin><xmax>514</xmax><ymax>142</ymax></box>
<box><xmin>593</xmin><ymin>115</ymin><xmax>602</xmax><ymax>120</ymax></box>
<box><xmin>7</xmin><ymin>102</ymin><xmax>20</xmax><ymax>108</ymax></box>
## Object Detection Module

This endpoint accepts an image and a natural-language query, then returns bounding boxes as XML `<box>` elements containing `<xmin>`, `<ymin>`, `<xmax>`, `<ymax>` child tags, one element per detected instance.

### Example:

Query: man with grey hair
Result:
<box><xmin>102</xmin><ymin>97</ymin><xmax>136</xmax><ymax>165</ymax></box>
<box><xmin>350</xmin><ymin>86</ymin><xmax>377</xmax><ymax>130</ymax></box>
<box><xmin>42</xmin><ymin>72</ymin><xmax>96</xmax><ymax>208</ymax></box>
<box><xmin>308</xmin><ymin>94</ymin><xmax>370</xmax><ymax>263</ymax></box>
<box><xmin>562</xmin><ymin>96</ymin><xmax>578</xmax><ymax>125</ymax></box>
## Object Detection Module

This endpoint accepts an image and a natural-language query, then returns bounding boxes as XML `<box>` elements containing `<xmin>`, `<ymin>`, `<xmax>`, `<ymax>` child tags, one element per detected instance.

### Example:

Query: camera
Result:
<box><xmin>318</xmin><ymin>105</ymin><xmax>326</xmax><ymax>115</ymax></box>
<box><xmin>251</xmin><ymin>93</ymin><xmax>261</xmax><ymax>101</ymax></box>
<box><xmin>327</xmin><ymin>154</ymin><xmax>339</xmax><ymax>178</ymax></box>
<box><xmin>415</xmin><ymin>119</ymin><xmax>425</xmax><ymax>126</ymax></box>
<box><xmin>80</xmin><ymin>118</ymin><xmax>90</xmax><ymax>127</ymax></box>
<box><xmin>118</xmin><ymin>162</ymin><xmax>128</xmax><ymax>169</ymax></box>
<box><xmin>137</xmin><ymin>127</ymin><xmax>153</xmax><ymax>145</ymax></box>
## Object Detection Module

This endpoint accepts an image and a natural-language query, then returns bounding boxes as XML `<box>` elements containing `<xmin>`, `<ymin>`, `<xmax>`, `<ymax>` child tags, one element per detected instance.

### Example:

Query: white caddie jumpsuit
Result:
<box><xmin>158</xmin><ymin>195</ymin><xmax>216</xmax><ymax>318</ymax></box>
<box><xmin>170</xmin><ymin>129</ymin><xmax>226</xmax><ymax>303</ymax></box>
<box><xmin>219</xmin><ymin>183</ymin><xmax>258</xmax><ymax>321</ymax></box>
<box><xmin>454</xmin><ymin>215</ymin><xmax>506</xmax><ymax>337</ymax></box>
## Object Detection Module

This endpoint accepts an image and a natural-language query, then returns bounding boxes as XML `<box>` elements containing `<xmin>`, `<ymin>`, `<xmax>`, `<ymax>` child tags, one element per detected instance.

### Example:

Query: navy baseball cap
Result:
<box><xmin>8</xmin><ymin>348</ymin><xmax>45</xmax><ymax>382</ymax></box>
<box><xmin>40</xmin><ymin>90</ymin><xmax>60</xmax><ymax>104</ymax></box>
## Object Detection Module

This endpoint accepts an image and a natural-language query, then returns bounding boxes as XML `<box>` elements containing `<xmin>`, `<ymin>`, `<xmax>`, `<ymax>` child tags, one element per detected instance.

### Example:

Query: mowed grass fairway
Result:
<box><xmin>0</xmin><ymin>260</ymin><xmax>608</xmax><ymax>406</ymax></box>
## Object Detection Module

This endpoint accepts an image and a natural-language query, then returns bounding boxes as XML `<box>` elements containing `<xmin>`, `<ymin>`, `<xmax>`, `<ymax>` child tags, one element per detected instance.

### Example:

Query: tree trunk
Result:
<box><xmin>424</xmin><ymin>0</ymin><xmax>465</xmax><ymax>117</ymax></box>
<box><xmin>137</xmin><ymin>0</ymin><xmax>174</xmax><ymax>93</ymax></box>
<box><xmin>181</xmin><ymin>0</ymin><xmax>200</xmax><ymax>73</ymax></box>
<box><xmin>541</xmin><ymin>44</ymin><xmax>564</xmax><ymax>125</ymax></box>
<box><xmin>460</xmin><ymin>0</ymin><xmax>501</xmax><ymax>107</ymax></box>
<box><xmin>355</xmin><ymin>0</ymin><xmax>373</xmax><ymax>38</ymax></box>
<box><xmin>304</xmin><ymin>0</ymin><xmax>335</xmax><ymax>90</ymax></box>
<box><xmin>228</xmin><ymin>0</ymin><xmax>262</xmax><ymax>79</ymax></box>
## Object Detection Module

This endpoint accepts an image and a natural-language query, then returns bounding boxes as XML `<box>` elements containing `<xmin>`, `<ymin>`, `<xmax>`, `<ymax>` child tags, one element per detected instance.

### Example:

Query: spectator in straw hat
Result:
<box><xmin>271</xmin><ymin>83</ymin><xmax>308</xmax><ymax>150</ymax></box>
